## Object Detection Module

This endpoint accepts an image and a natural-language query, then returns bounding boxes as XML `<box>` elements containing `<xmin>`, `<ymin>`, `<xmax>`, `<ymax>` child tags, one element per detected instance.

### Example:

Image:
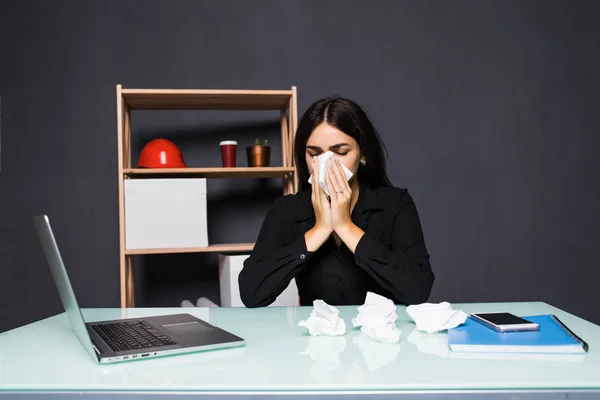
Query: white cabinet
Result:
<box><xmin>218</xmin><ymin>254</ymin><xmax>299</xmax><ymax>307</ymax></box>
<box><xmin>124</xmin><ymin>178</ymin><xmax>208</xmax><ymax>250</ymax></box>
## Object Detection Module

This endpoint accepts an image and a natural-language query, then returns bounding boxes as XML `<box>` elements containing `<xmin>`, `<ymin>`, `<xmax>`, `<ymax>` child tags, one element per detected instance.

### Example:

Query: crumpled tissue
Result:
<box><xmin>298</xmin><ymin>300</ymin><xmax>346</xmax><ymax>336</ymax></box>
<box><xmin>405</xmin><ymin>301</ymin><xmax>468</xmax><ymax>334</ymax></box>
<box><xmin>308</xmin><ymin>151</ymin><xmax>353</xmax><ymax>197</ymax></box>
<box><xmin>351</xmin><ymin>292</ymin><xmax>401</xmax><ymax>344</ymax></box>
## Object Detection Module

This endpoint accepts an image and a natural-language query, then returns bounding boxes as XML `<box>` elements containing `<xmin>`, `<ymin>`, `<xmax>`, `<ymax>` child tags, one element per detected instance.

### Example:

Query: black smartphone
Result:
<box><xmin>470</xmin><ymin>312</ymin><xmax>540</xmax><ymax>333</ymax></box>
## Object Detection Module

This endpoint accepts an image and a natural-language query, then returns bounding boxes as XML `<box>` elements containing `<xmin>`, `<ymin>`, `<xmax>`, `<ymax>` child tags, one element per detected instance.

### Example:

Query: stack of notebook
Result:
<box><xmin>448</xmin><ymin>314</ymin><xmax>588</xmax><ymax>354</ymax></box>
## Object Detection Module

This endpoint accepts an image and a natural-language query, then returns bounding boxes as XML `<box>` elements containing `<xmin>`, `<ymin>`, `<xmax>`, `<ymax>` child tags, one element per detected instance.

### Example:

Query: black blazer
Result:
<box><xmin>238</xmin><ymin>181</ymin><xmax>434</xmax><ymax>307</ymax></box>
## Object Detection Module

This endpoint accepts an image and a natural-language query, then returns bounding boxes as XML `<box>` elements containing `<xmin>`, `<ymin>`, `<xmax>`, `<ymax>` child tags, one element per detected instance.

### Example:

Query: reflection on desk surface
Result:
<box><xmin>353</xmin><ymin>333</ymin><xmax>401</xmax><ymax>371</ymax></box>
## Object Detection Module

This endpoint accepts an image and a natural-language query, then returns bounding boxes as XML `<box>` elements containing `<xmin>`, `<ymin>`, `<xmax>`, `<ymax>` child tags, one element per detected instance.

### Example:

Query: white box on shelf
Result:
<box><xmin>124</xmin><ymin>178</ymin><xmax>208</xmax><ymax>250</ymax></box>
<box><xmin>218</xmin><ymin>254</ymin><xmax>299</xmax><ymax>307</ymax></box>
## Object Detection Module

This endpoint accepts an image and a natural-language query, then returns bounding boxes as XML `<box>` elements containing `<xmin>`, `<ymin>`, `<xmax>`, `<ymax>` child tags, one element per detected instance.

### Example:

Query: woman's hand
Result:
<box><xmin>326</xmin><ymin>155</ymin><xmax>365</xmax><ymax>253</ymax></box>
<box><xmin>304</xmin><ymin>156</ymin><xmax>333</xmax><ymax>252</ymax></box>
<box><xmin>325</xmin><ymin>155</ymin><xmax>353</xmax><ymax>231</ymax></box>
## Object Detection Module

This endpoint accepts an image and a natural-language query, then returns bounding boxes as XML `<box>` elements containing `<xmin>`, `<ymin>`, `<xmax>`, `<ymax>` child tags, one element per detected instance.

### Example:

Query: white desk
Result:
<box><xmin>1</xmin><ymin>302</ymin><xmax>599</xmax><ymax>398</ymax></box>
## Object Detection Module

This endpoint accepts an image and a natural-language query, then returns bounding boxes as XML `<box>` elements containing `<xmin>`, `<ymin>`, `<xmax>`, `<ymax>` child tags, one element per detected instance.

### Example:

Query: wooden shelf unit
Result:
<box><xmin>121</xmin><ymin>88</ymin><xmax>294</xmax><ymax>110</ymax></box>
<box><xmin>124</xmin><ymin>243</ymin><xmax>255</xmax><ymax>256</ymax></box>
<box><xmin>124</xmin><ymin>167</ymin><xmax>296</xmax><ymax>179</ymax></box>
<box><xmin>116</xmin><ymin>85</ymin><xmax>299</xmax><ymax>308</ymax></box>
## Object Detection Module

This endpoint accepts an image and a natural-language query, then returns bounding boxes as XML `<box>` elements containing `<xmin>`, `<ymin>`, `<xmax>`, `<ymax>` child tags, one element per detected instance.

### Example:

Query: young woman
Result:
<box><xmin>238</xmin><ymin>97</ymin><xmax>434</xmax><ymax>307</ymax></box>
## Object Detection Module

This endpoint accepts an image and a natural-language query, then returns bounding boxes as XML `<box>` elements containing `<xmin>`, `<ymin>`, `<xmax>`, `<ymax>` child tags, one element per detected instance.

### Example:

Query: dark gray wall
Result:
<box><xmin>1</xmin><ymin>0</ymin><xmax>599</xmax><ymax>333</ymax></box>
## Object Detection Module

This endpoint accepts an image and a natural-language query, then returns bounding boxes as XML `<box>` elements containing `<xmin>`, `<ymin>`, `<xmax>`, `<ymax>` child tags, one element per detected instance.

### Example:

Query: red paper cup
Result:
<box><xmin>220</xmin><ymin>140</ymin><xmax>237</xmax><ymax>167</ymax></box>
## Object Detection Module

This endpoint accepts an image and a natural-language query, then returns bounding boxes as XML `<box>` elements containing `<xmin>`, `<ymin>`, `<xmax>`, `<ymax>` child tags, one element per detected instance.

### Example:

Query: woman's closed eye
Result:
<box><xmin>307</xmin><ymin>148</ymin><xmax>349</xmax><ymax>157</ymax></box>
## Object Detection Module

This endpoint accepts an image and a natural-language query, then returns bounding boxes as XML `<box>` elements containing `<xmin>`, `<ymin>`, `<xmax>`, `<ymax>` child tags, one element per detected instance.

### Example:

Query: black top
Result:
<box><xmin>238</xmin><ymin>182</ymin><xmax>435</xmax><ymax>307</ymax></box>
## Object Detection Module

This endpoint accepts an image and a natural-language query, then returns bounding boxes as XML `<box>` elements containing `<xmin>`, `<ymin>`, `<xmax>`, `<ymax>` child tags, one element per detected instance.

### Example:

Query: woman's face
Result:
<box><xmin>305</xmin><ymin>122</ymin><xmax>364</xmax><ymax>178</ymax></box>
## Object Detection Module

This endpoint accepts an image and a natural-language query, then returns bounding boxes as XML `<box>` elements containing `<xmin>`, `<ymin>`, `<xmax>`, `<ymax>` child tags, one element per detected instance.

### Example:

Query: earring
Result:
<box><xmin>360</xmin><ymin>160</ymin><xmax>366</xmax><ymax>166</ymax></box>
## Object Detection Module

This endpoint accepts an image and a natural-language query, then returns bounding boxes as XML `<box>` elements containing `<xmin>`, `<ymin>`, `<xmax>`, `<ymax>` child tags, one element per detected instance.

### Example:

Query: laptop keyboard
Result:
<box><xmin>91</xmin><ymin>321</ymin><xmax>176</xmax><ymax>353</ymax></box>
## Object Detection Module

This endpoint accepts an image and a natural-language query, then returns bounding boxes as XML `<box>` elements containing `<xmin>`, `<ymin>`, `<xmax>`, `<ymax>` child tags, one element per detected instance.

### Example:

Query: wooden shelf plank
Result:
<box><xmin>121</xmin><ymin>89</ymin><xmax>293</xmax><ymax>110</ymax></box>
<box><xmin>125</xmin><ymin>243</ymin><xmax>254</xmax><ymax>255</ymax></box>
<box><xmin>123</xmin><ymin>167</ymin><xmax>295</xmax><ymax>178</ymax></box>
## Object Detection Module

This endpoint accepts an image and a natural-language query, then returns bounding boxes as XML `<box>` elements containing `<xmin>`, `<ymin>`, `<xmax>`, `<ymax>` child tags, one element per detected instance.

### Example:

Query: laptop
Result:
<box><xmin>34</xmin><ymin>214</ymin><xmax>245</xmax><ymax>364</ymax></box>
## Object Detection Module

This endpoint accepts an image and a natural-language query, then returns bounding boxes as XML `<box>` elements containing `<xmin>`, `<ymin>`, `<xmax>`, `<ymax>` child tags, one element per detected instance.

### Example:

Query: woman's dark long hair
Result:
<box><xmin>294</xmin><ymin>96</ymin><xmax>391</xmax><ymax>191</ymax></box>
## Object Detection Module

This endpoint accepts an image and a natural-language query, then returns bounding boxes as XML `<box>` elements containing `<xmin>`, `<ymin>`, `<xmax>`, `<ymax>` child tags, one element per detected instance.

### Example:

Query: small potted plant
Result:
<box><xmin>246</xmin><ymin>138</ymin><xmax>271</xmax><ymax>167</ymax></box>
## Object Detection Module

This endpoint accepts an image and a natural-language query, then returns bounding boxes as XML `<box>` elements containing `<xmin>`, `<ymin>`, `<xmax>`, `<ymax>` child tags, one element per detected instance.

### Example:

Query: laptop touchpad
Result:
<box><xmin>162</xmin><ymin>322</ymin><xmax>212</xmax><ymax>335</ymax></box>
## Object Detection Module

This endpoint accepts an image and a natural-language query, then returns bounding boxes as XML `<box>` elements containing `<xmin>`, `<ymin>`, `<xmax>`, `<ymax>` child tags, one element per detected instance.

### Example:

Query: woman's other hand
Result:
<box><xmin>305</xmin><ymin>155</ymin><xmax>333</xmax><ymax>251</ymax></box>
<box><xmin>326</xmin><ymin>155</ymin><xmax>353</xmax><ymax>231</ymax></box>
<box><xmin>326</xmin><ymin>155</ymin><xmax>364</xmax><ymax>253</ymax></box>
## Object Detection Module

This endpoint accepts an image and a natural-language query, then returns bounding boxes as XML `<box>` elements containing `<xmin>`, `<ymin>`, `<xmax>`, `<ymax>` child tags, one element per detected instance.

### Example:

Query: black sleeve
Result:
<box><xmin>238</xmin><ymin>197</ymin><xmax>313</xmax><ymax>307</ymax></box>
<box><xmin>354</xmin><ymin>191</ymin><xmax>434</xmax><ymax>305</ymax></box>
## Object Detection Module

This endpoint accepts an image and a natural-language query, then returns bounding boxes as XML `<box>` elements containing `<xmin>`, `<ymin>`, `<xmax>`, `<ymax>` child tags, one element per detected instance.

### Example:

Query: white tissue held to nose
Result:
<box><xmin>405</xmin><ymin>301</ymin><xmax>468</xmax><ymax>334</ymax></box>
<box><xmin>307</xmin><ymin>151</ymin><xmax>354</xmax><ymax>197</ymax></box>
<box><xmin>352</xmin><ymin>292</ymin><xmax>401</xmax><ymax>344</ymax></box>
<box><xmin>298</xmin><ymin>299</ymin><xmax>346</xmax><ymax>336</ymax></box>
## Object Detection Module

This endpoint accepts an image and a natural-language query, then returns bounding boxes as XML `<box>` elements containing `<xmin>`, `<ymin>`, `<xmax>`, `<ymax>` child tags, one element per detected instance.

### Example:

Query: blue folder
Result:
<box><xmin>448</xmin><ymin>314</ymin><xmax>588</xmax><ymax>354</ymax></box>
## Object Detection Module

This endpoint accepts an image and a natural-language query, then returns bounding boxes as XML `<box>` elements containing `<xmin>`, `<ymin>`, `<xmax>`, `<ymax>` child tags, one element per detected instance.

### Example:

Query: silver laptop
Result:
<box><xmin>34</xmin><ymin>214</ymin><xmax>245</xmax><ymax>364</ymax></box>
